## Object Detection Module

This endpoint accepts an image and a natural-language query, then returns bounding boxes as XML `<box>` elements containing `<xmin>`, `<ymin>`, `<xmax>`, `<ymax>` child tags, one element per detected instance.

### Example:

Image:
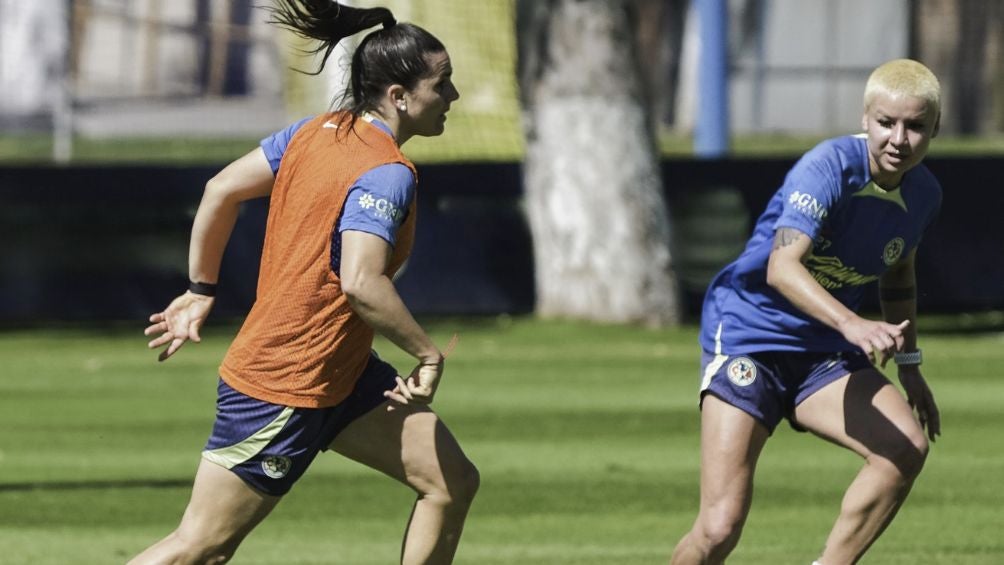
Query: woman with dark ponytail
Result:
<box><xmin>130</xmin><ymin>2</ymin><xmax>474</xmax><ymax>563</ymax></box>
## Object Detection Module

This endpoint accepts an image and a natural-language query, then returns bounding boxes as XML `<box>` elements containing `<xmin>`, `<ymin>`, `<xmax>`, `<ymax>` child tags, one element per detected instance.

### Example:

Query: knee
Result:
<box><xmin>450</xmin><ymin>458</ymin><xmax>480</xmax><ymax>505</ymax></box>
<box><xmin>157</xmin><ymin>528</ymin><xmax>239</xmax><ymax>565</ymax></box>
<box><xmin>419</xmin><ymin>457</ymin><xmax>480</xmax><ymax>509</ymax></box>
<box><xmin>199</xmin><ymin>549</ymin><xmax>237</xmax><ymax>565</ymax></box>
<box><xmin>910</xmin><ymin>433</ymin><xmax>931</xmax><ymax>473</ymax></box>
<box><xmin>693</xmin><ymin>506</ymin><xmax>747</xmax><ymax>556</ymax></box>
<box><xmin>879</xmin><ymin>432</ymin><xmax>929</xmax><ymax>482</ymax></box>
<box><xmin>197</xmin><ymin>543</ymin><xmax>238</xmax><ymax>565</ymax></box>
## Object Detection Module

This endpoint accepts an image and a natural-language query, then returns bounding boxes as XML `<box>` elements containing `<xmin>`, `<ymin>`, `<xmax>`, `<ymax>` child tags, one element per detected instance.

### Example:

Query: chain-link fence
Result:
<box><xmin>2</xmin><ymin>0</ymin><xmax>1002</xmax><ymax>164</ymax></box>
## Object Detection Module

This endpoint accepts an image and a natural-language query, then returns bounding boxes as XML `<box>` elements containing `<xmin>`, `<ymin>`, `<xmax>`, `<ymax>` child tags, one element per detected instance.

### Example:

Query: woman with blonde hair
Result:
<box><xmin>671</xmin><ymin>59</ymin><xmax>942</xmax><ymax>565</ymax></box>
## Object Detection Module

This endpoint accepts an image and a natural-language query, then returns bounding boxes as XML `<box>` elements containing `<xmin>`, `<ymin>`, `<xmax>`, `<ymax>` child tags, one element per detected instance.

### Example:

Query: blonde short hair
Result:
<box><xmin>863</xmin><ymin>59</ymin><xmax>941</xmax><ymax>113</ymax></box>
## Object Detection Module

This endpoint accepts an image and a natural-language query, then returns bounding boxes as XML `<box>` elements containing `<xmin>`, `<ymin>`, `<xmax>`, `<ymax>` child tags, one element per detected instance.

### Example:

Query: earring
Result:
<box><xmin>399</xmin><ymin>103</ymin><xmax>406</xmax><ymax>111</ymax></box>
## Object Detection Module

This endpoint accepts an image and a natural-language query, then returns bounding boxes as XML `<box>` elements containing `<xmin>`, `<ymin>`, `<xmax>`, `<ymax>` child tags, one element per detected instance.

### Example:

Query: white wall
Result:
<box><xmin>0</xmin><ymin>0</ymin><xmax>66</xmax><ymax>117</ymax></box>
<box><xmin>728</xmin><ymin>0</ymin><xmax>909</xmax><ymax>134</ymax></box>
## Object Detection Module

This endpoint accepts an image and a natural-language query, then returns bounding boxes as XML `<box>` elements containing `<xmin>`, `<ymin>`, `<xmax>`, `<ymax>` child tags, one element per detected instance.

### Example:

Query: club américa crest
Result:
<box><xmin>882</xmin><ymin>237</ymin><xmax>905</xmax><ymax>266</ymax></box>
<box><xmin>262</xmin><ymin>455</ymin><xmax>292</xmax><ymax>479</ymax></box>
<box><xmin>726</xmin><ymin>357</ymin><xmax>757</xmax><ymax>387</ymax></box>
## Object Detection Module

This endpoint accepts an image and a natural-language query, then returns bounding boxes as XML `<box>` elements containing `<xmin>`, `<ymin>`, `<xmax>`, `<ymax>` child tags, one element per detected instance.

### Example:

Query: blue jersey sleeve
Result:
<box><xmin>259</xmin><ymin>117</ymin><xmax>312</xmax><ymax>175</ymax></box>
<box><xmin>773</xmin><ymin>147</ymin><xmax>843</xmax><ymax>239</ymax></box>
<box><xmin>339</xmin><ymin>163</ymin><xmax>416</xmax><ymax>246</ymax></box>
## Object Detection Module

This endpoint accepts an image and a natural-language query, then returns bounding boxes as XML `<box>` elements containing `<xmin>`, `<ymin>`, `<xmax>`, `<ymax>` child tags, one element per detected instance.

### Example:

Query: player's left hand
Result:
<box><xmin>898</xmin><ymin>366</ymin><xmax>941</xmax><ymax>441</ymax></box>
<box><xmin>384</xmin><ymin>360</ymin><xmax>444</xmax><ymax>406</ymax></box>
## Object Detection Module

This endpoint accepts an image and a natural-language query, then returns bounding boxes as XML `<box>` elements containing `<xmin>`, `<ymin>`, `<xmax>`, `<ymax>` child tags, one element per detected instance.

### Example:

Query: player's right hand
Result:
<box><xmin>838</xmin><ymin>317</ymin><xmax>909</xmax><ymax>367</ymax></box>
<box><xmin>144</xmin><ymin>292</ymin><xmax>215</xmax><ymax>362</ymax></box>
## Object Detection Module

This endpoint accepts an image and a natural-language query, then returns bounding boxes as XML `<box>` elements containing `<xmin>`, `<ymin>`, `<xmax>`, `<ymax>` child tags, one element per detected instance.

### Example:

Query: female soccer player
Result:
<box><xmin>130</xmin><ymin>2</ymin><xmax>477</xmax><ymax>563</ymax></box>
<box><xmin>670</xmin><ymin>59</ymin><xmax>942</xmax><ymax>565</ymax></box>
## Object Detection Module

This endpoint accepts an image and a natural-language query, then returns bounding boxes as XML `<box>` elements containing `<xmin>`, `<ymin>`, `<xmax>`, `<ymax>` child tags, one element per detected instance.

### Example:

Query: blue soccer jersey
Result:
<box><xmin>700</xmin><ymin>135</ymin><xmax>942</xmax><ymax>354</ymax></box>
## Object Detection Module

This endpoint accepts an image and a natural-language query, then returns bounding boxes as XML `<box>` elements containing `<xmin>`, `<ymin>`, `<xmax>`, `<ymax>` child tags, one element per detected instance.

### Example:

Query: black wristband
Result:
<box><xmin>894</xmin><ymin>349</ymin><xmax>923</xmax><ymax>366</ymax></box>
<box><xmin>189</xmin><ymin>280</ymin><xmax>217</xmax><ymax>297</ymax></box>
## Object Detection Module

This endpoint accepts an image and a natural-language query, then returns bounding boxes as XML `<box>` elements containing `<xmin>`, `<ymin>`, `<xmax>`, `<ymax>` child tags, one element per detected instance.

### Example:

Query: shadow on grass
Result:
<box><xmin>0</xmin><ymin>478</ymin><xmax>190</xmax><ymax>492</ymax></box>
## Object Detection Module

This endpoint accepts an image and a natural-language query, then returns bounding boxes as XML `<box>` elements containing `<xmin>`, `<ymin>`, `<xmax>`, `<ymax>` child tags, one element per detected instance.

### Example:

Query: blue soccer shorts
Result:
<box><xmin>201</xmin><ymin>352</ymin><xmax>398</xmax><ymax>496</ymax></box>
<box><xmin>699</xmin><ymin>349</ymin><xmax>872</xmax><ymax>433</ymax></box>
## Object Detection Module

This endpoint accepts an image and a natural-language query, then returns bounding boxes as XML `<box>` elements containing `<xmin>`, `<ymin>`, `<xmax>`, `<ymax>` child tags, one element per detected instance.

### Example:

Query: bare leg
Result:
<box><xmin>128</xmin><ymin>459</ymin><xmax>281</xmax><ymax>564</ymax></box>
<box><xmin>670</xmin><ymin>395</ymin><xmax>770</xmax><ymax>565</ymax></box>
<box><xmin>329</xmin><ymin>402</ymin><xmax>479</xmax><ymax>565</ymax></box>
<box><xmin>794</xmin><ymin>370</ymin><xmax>929</xmax><ymax>565</ymax></box>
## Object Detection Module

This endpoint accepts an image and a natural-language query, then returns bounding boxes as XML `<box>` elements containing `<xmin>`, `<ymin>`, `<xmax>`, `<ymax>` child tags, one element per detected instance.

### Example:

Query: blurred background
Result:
<box><xmin>1</xmin><ymin>0</ymin><xmax>1002</xmax><ymax>324</ymax></box>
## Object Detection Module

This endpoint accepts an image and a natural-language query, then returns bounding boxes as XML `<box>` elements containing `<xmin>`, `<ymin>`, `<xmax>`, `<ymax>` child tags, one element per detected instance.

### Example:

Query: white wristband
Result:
<box><xmin>894</xmin><ymin>349</ymin><xmax>922</xmax><ymax>366</ymax></box>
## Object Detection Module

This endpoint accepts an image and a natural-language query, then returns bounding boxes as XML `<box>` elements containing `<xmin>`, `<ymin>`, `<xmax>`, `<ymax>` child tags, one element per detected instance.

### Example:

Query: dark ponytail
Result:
<box><xmin>267</xmin><ymin>0</ymin><xmax>395</xmax><ymax>76</ymax></box>
<box><xmin>267</xmin><ymin>1</ymin><xmax>446</xmax><ymax>132</ymax></box>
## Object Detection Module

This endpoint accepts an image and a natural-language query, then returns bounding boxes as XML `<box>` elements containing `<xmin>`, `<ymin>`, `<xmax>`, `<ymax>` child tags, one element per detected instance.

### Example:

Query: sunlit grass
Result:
<box><xmin>0</xmin><ymin>317</ymin><xmax>1001</xmax><ymax>563</ymax></box>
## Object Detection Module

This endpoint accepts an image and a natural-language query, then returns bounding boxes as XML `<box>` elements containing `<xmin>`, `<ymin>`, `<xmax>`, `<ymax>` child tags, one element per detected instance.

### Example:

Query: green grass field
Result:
<box><xmin>1</xmin><ymin>318</ymin><xmax>1002</xmax><ymax>564</ymax></box>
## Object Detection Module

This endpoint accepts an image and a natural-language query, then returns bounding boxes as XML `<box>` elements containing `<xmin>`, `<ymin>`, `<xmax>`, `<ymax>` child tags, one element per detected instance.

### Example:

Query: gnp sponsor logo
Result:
<box><xmin>789</xmin><ymin>191</ymin><xmax>829</xmax><ymax>221</ymax></box>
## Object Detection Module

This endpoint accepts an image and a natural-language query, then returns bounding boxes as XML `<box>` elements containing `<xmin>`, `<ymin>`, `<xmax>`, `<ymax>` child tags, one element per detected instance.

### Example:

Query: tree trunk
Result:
<box><xmin>912</xmin><ymin>0</ymin><xmax>1003</xmax><ymax>134</ymax></box>
<box><xmin>517</xmin><ymin>0</ymin><xmax>679</xmax><ymax>326</ymax></box>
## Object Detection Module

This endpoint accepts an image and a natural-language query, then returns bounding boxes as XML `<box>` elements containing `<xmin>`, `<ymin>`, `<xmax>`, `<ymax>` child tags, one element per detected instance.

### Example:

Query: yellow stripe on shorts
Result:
<box><xmin>201</xmin><ymin>406</ymin><xmax>295</xmax><ymax>469</ymax></box>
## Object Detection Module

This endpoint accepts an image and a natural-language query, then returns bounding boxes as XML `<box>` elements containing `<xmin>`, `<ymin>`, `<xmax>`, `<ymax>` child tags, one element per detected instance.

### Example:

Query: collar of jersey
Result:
<box><xmin>361</xmin><ymin>112</ymin><xmax>395</xmax><ymax>139</ymax></box>
<box><xmin>853</xmin><ymin>181</ymin><xmax>908</xmax><ymax>212</ymax></box>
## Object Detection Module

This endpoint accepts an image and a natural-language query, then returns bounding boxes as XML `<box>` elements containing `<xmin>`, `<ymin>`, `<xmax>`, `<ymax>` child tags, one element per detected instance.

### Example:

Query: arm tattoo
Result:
<box><xmin>880</xmin><ymin>286</ymin><xmax>916</xmax><ymax>302</ymax></box>
<box><xmin>772</xmin><ymin>227</ymin><xmax>806</xmax><ymax>250</ymax></box>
